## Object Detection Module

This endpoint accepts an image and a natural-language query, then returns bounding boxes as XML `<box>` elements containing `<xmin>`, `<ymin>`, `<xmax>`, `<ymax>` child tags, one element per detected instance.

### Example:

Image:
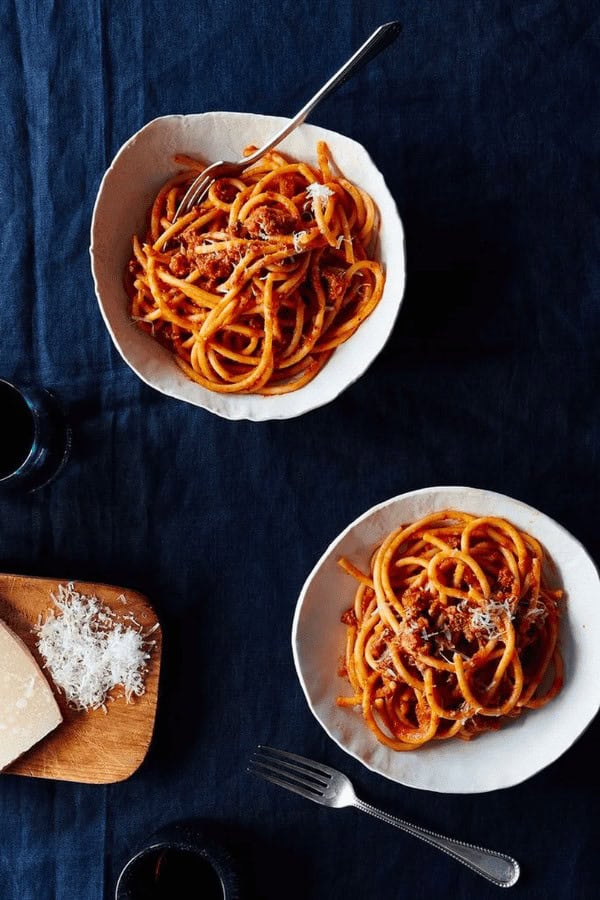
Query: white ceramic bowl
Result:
<box><xmin>90</xmin><ymin>112</ymin><xmax>405</xmax><ymax>421</ymax></box>
<box><xmin>292</xmin><ymin>486</ymin><xmax>600</xmax><ymax>793</ymax></box>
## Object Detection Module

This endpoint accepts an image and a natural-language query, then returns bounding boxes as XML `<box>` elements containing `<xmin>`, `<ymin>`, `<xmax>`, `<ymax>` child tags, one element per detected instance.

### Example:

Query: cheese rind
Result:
<box><xmin>0</xmin><ymin>619</ymin><xmax>62</xmax><ymax>771</ymax></box>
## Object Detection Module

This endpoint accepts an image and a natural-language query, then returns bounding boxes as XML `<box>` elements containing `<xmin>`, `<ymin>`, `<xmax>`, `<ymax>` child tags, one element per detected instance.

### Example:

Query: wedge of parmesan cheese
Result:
<box><xmin>0</xmin><ymin>618</ymin><xmax>62</xmax><ymax>771</ymax></box>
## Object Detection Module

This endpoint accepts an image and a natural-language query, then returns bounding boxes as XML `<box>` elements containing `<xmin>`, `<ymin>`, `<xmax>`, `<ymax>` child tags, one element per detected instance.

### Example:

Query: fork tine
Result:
<box><xmin>251</xmin><ymin>755</ymin><xmax>329</xmax><ymax>791</ymax></box>
<box><xmin>185</xmin><ymin>175</ymin><xmax>213</xmax><ymax>209</ymax></box>
<box><xmin>257</xmin><ymin>745</ymin><xmax>337</xmax><ymax>779</ymax></box>
<box><xmin>174</xmin><ymin>174</ymin><xmax>212</xmax><ymax>221</ymax></box>
<box><xmin>248</xmin><ymin>765</ymin><xmax>325</xmax><ymax>803</ymax></box>
<box><xmin>175</xmin><ymin>175</ymin><xmax>202</xmax><ymax>218</ymax></box>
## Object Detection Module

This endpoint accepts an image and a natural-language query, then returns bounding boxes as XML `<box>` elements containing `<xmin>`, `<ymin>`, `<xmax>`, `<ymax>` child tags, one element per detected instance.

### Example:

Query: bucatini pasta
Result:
<box><xmin>337</xmin><ymin>510</ymin><xmax>565</xmax><ymax>749</ymax></box>
<box><xmin>126</xmin><ymin>141</ymin><xmax>385</xmax><ymax>395</ymax></box>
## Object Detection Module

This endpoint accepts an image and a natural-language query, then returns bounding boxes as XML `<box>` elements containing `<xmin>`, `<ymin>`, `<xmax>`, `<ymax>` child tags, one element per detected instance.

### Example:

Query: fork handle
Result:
<box><xmin>242</xmin><ymin>21</ymin><xmax>402</xmax><ymax>167</ymax></box>
<box><xmin>353</xmin><ymin>798</ymin><xmax>519</xmax><ymax>888</ymax></box>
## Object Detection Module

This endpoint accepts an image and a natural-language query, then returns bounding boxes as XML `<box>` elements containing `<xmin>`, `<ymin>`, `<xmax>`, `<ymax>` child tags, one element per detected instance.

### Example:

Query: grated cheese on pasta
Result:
<box><xmin>305</xmin><ymin>181</ymin><xmax>334</xmax><ymax>214</ymax></box>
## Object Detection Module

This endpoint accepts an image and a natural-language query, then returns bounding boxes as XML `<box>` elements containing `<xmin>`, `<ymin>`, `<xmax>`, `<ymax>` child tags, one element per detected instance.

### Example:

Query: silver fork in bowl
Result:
<box><xmin>173</xmin><ymin>21</ymin><xmax>402</xmax><ymax>222</ymax></box>
<box><xmin>249</xmin><ymin>746</ymin><xmax>520</xmax><ymax>889</ymax></box>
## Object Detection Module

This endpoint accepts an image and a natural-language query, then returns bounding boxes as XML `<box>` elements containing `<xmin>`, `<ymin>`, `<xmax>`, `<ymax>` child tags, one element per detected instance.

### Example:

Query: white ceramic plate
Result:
<box><xmin>292</xmin><ymin>486</ymin><xmax>600</xmax><ymax>793</ymax></box>
<box><xmin>90</xmin><ymin>112</ymin><xmax>405</xmax><ymax>421</ymax></box>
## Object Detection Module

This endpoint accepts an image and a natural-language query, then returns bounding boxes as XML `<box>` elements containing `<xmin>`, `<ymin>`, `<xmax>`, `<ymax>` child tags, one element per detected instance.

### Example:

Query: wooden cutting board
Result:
<box><xmin>0</xmin><ymin>573</ymin><xmax>161</xmax><ymax>784</ymax></box>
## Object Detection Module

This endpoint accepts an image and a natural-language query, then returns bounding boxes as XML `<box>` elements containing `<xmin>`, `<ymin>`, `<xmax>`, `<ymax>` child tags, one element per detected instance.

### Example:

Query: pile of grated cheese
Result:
<box><xmin>35</xmin><ymin>582</ymin><xmax>155</xmax><ymax>711</ymax></box>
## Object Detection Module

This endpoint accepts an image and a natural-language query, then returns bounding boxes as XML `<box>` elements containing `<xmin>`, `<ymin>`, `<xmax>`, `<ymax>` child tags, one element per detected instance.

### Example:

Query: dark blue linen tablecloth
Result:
<box><xmin>1</xmin><ymin>1</ymin><xmax>599</xmax><ymax>898</ymax></box>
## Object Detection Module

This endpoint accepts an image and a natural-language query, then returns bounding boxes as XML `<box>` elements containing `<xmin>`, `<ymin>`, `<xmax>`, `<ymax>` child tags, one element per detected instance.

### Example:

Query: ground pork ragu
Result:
<box><xmin>244</xmin><ymin>204</ymin><xmax>297</xmax><ymax>238</ymax></box>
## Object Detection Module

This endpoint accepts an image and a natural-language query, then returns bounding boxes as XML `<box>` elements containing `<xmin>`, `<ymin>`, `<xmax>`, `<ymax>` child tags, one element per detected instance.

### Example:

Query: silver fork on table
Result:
<box><xmin>249</xmin><ymin>746</ymin><xmax>520</xmax><ymax>889</ymax></box>
<box><xmin>173</xmin><ymin>21</ymin><xmax>402</xmax><ymax>221</ymax></box>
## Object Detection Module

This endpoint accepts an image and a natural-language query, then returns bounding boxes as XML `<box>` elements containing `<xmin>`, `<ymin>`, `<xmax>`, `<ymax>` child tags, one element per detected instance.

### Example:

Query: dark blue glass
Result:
<box><xmin>0</xmin><ymin>379</ymin><xmax>71</xmax><ymax>493</ymax></box>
